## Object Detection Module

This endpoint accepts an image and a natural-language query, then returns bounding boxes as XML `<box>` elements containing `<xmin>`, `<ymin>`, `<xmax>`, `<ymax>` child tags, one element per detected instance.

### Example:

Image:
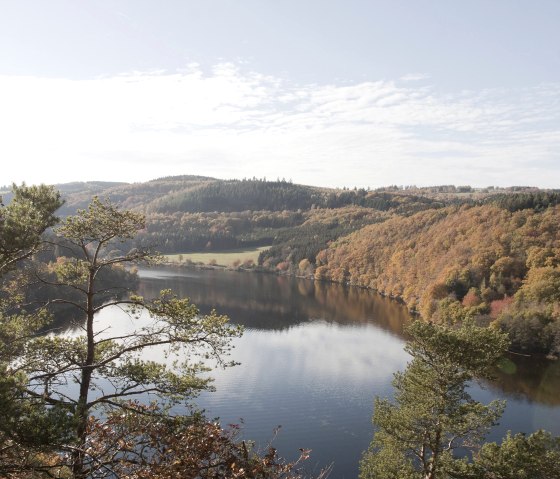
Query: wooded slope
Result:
<box><xmin>315</xmin><ymin>204</ymin><xmax>560</xmax><ymax>354</ymax></box>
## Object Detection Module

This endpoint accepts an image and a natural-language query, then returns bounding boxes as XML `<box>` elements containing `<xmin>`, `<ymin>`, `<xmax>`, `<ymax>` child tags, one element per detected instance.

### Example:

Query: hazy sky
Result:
<box><xmin>1</xmin><ymin>0</ymin><xmax>559</xmax><ymax>188</ymax></box>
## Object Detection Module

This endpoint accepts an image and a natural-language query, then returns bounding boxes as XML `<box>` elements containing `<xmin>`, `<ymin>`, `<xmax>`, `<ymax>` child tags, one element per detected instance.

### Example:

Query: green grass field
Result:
<box><xmin>165</xmin><ymin>246</ymin><xmax>269</xmax><ymax>267</ymax></box>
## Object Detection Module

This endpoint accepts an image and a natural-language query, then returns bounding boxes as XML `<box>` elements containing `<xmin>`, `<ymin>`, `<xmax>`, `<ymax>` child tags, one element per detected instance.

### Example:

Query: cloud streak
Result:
<box><xmin>1</xmin><ymin>65</ymin><xmax>559</xmax><ymax>188</ymax></box>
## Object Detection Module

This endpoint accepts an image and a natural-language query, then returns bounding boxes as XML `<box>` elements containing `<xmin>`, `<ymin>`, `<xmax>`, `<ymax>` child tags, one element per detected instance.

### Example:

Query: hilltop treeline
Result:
<box><xmin>484</xmin><ymin>191</ymin><xmax>560</xmax><ymax>212</ymax></box>
<box><xmin>152</xmin><ymin>179</ymin><xmax>319</xmax><ymax>212</ymax></box>
<box><xmin>150</xmin><ymin>178</ymin><xmax>447</xmax><ymax>214</ymax></box>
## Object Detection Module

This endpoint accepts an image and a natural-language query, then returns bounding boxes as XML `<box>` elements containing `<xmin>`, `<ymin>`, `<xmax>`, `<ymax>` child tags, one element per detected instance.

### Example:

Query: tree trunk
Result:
<box><xmin>72</xmin><ymin>276</ymin><xmax>96</xmax><ymax>478</ymax></box>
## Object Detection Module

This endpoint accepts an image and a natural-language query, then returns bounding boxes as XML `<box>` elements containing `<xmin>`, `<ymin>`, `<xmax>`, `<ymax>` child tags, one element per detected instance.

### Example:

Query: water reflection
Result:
<box><xmin>137</xmin><ymin>267</ymin><xmax>412</xmax><ymax>477</ymax></box>
<box><xmin>134</xmin><ymin>267</ymin><xmax>560</xmax><ymax>477</ymax></box>
<box><xmin>138</xmin><ymin>267</ymin><xmax>560</xmax><ymax>406</ymax></box>
<box><xmin>493</xmin><ymin>355</ymin><xmax>560</xmax><ymax>406</ymax></box>
<box><xmin>49</xmin><ymin>267</ymin><xmax>560</xmax><ymax>478</ymax></box>
<box><xmin>195</xmin><ymin>323</ymin><xmax>409</xmax><ymax>479</ymax></box>
<box><xmin>138</xmin><ymin>267</ymin><xmax>410</xmax><ymax>333</ymax></box>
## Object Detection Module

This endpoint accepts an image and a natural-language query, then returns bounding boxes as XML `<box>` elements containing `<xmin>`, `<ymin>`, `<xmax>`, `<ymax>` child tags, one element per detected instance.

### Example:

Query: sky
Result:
<box><xmin>1</xmin><ymin>0</ymin><xmax>559</xmax><ymax>188</ymax></box>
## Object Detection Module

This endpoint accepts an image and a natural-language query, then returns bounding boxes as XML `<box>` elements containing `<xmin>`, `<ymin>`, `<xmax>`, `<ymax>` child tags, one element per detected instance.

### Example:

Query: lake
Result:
<box><xmin>131</xmin><ymin>267</ymin><xmax>560</xmax><ymax>478</ymax></box>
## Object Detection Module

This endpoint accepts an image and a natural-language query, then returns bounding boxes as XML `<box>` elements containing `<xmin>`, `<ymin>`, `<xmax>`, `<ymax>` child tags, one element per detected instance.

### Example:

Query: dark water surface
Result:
<box><xmin>133</xmin><ymin>267</ymin><xmax>560</xmax><ymax>479</ymax></box>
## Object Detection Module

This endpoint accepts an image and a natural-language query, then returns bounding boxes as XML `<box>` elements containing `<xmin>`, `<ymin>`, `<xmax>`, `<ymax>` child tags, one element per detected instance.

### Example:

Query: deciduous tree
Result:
<box><xmin>84</xmin><ymin>402</ymin><xmax>321</xmax><ymax>479</ymax></box>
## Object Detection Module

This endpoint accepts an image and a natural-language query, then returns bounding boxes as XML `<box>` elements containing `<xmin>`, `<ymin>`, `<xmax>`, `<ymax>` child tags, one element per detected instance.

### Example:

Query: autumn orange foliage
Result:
<box><xmin>315</xmin><ymin>204</ymin><xmax>560</xmax><ymax>353</ymax></box>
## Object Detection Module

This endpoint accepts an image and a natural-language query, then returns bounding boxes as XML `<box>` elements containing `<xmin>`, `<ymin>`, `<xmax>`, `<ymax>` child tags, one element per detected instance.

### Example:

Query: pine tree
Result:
<box><xmin>4</xmin><ymin>197</ymin><xmax>242</xmax><ymax>478</ymax></box>
<box><xmin>360</xmin><ymin>321</ymin><xmax>509</xmax><ymax>479</ymax></box>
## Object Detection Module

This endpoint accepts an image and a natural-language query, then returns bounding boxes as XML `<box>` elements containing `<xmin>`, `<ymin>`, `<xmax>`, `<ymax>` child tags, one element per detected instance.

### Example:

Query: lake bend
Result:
<box><xmin>95</xmin><ymin>267</ymin><xmax>560</xmax><ymax>478</ymax></box>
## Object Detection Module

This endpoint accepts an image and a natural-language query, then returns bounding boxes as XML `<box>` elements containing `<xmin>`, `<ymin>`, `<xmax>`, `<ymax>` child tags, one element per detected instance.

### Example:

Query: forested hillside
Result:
<box><xmin>4</xmin><ymin>176</ymin><xmax>558</xmax><ymax>355</ymax></box>
<box><xmin>314</xmin><ymin>203</ymin><xmax>560</xmax><ymax>355</ymax></box>
<box><xmin>2</xmin><ymin>176</ymin><xmax>451</xmax><ymax>255</ymax></box>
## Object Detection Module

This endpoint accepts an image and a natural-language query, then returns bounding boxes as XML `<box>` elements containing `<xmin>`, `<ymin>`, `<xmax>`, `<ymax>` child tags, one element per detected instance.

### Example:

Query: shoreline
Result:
<box><xmin>157</xmin><ymin>259</ymin><xmax>557</xmax><ymax>361</ymax></box>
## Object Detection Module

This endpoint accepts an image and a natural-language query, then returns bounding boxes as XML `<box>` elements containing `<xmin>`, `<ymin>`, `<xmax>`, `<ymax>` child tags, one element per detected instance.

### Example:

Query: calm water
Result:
<box><xmin>119</xmin><ymin>267</ymin><xmax>560</xmax><ymax>478</ymax></box>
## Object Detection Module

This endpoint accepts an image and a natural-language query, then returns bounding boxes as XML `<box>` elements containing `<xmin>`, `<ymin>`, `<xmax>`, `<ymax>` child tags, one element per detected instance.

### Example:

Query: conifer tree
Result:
<box><xmin>360</xmin><ymin>321</ymin><xmax>509</xmax><ymax>479</ymax></box>
<box><xmin>0</xmin><ymin>184</ymin><xmax>62</xmax><ymax>274</ymax></box>
<box><xmin>3</xmin><ymin>197</ymin><xmax>242</xmax><ymax>478</ymax></box>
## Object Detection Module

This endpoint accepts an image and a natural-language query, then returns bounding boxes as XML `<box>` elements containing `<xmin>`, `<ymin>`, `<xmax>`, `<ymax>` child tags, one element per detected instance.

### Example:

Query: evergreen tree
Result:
<box><xmin>2</xmin><ymin>197</ymin><xmax>242</xmax><ymax>478</ymax></box>
<box><xmin>473</xmin><ymin>430</ymin><xmax>560</xmax><ymax>479</ymax></box>
<box><xmin>0</xmin><ymin>184</ymin><xmax>64</xmax><ymax>477</ymax></box>
<box><xmin>360</xmin><ymin>321</ymin><xmax>509</xmax><ymax>479</ymax></box>
<box><xmin>0</xmin><ymin>184</ymin><xmax>62</xmax><ymax>274</ymax></box>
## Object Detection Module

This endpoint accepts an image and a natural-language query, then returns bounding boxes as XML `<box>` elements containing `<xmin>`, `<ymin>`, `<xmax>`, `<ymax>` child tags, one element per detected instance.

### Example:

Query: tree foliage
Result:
<box><xmin>0</xmin><ymin>190</ymin><xmax>327</xmax><ymax>478</ymax></box>
<box><xmin>360</xmin><ymin>321</ymin><xmax>509</xmax><ymax>479</ymax></box>
<box><xmin>2</xmin><ymin>197</ymin><xmax>243</xmax><ymax>478</ymax></box>
<box><xmin>316</xmin><ymin>204</ymin><xmax>560</xmax><ymax>354</ymax></box>
<box><xmin>0</xmin><ymin>185</ymin><xmax>66</xmax><ymax>478</ymax></box>
<box><xmin>0</xmin><ymin>184</ymin><xmax>62</xmax><ymax>275</ymax></box>
<box><xmin>360</xmin><ymin>320</ymin><xmax>560</xmax><ymax>479</ymax></box>
<box><xmin>485</xmin><ymin>191</ymin><xmax>560</xmax><ymax>212</ymax></box>
<box><xmin>473</xmin><ymin>429</ymin><xmax>560</xmax><ymax>479</ymax></box>
<box><xmin>79</xmin><ymin>402</ymin><xmax>323</xmax><ymax>479</ymax></box>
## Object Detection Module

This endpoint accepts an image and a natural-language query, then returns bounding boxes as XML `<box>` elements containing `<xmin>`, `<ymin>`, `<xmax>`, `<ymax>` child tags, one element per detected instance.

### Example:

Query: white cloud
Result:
<box><xmin>0</xmin><ymin>66</ymin><xmax>559</xmax><ymax>188</ymax></box>
<box><xmin>400</xmin><ymin>73</ymin><xmax>430</xmax><ymax>82</ymax></box>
